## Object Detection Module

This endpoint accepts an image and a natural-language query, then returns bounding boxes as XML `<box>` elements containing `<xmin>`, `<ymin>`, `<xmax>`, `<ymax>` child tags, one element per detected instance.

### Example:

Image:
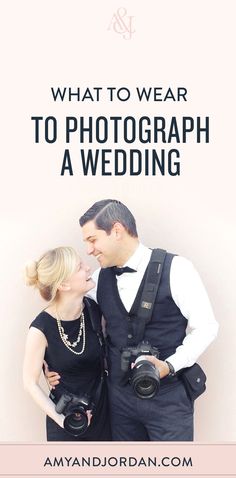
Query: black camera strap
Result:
<box><xmin>134</xmin><ymin>248</ymin><xmax>166</xmax><ymax>344</ymax></box>
<box><xmin>83</xmin><ymin>297</ymin><xmax>106</xmax><ymax>410</ymax></box>
<box><xmin>119</xmin><ymin>249</ymin><xmax>167</xmax><ymax>387</ymax></box>
<box><xmin>83</xmin><ymin>297</ymin><xmax>106</xmax><ymax>360</ymax></box>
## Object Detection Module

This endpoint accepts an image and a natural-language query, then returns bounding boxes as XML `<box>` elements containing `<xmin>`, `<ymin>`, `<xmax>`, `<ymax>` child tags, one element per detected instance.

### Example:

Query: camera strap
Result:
<box><xmin>134</xmin><ymin>248</ymin><xmax>167</xmax><ymax>344</ymax></box>
<box><xmin>85</xmin><ymin>299</ymin><xmax>106</xmax><ymax>409</ymax></box>
<box><xmin>84</xmin><ymin>296</ymin><xmax>106</xmax><ymax>350</ymax></box>
<box><xmin>83</xmin><ymin>296</ymin><xmax>107</xmax><ymax>378</ymax></box>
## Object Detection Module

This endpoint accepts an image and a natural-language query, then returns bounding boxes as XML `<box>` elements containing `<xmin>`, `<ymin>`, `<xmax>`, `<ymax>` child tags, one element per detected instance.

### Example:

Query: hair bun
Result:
<box><xmin>25</xmin><ymin>261</ymin><xmax>39</xmax><ymax>286</ymax></box>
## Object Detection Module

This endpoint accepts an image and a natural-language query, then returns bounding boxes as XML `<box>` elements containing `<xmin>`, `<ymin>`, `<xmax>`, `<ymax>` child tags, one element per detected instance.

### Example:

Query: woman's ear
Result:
<box><xmin>58</xmin><ymin>281</ymin><xmax>71</xmax><ymax>292</ymax></box>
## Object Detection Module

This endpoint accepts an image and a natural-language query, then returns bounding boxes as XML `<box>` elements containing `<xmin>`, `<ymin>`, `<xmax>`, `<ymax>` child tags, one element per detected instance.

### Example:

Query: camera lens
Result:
<box><xmin>64</xmin><ymin>408</ymin><xmax>88</xmax><ymax>436</ymax></box>
<box><xmin>131</xmin><ymin>360</ymin><xmax>160</xmax><ymax>399</ymax></box>
<box><xmin>133</xmin><ymin>375</ymin><xmax>157</xmax><ymax>397</ymax></box>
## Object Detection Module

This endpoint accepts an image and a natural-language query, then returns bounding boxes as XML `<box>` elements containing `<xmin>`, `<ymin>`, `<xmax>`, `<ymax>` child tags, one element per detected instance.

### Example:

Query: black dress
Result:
<box><xmin>30</xmin><ymin>298</ymin><xmax>111</xmax><ymax>441</ymax></box>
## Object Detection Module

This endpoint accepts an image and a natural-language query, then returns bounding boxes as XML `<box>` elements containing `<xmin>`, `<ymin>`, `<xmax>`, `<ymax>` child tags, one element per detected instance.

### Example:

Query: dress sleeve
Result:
<box><xmin>30</xmin><ymin>312</ymin><xmax>47</xmax><ymax>335</ymax></box>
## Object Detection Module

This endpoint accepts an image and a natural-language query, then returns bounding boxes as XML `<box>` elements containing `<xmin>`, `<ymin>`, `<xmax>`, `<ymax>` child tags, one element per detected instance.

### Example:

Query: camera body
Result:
<box><xmin>121</xmin><ymin>341</ymin><xmax>160</xmax><ymax>399</ymax></box>
<box><xmin>55</xmin><ymin>392</ymin><xmax>94</xmax><ymax>436</ymax></box>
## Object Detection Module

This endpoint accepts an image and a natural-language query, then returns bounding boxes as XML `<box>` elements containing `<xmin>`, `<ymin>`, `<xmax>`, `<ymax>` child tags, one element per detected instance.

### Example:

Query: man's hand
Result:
<box><xmin>43</xmin><ymin>361</ymin><xmax>61</xmax><ymax>389</ymax></box>
<box><xmin>143</xmin><ymin>356</ymin><xmax>170</xmax><ymax>379</ymax></box>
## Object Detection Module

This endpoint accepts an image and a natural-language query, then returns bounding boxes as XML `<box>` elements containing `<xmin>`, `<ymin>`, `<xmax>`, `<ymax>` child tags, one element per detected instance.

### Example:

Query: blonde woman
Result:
<box><xmin>23</xmin><ymin>247</ymin><xmax>111</xmax><ymax>441</ymax></box>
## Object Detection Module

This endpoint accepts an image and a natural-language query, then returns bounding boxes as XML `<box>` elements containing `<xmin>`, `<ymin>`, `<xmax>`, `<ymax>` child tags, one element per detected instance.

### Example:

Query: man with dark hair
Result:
<box><xmin>79</xmin><ymin>199</ymin><xmax>138</xmax><ymax>237</ymax></box>
<box><xmin>79</xmin><ymin>199</ymin><xmax>218</xmax><ymax>441</ymax></box>
<box><xmin>48</xmin><ymin>199</ymin><xmax>218</xmax><ymax>441</ymax></box>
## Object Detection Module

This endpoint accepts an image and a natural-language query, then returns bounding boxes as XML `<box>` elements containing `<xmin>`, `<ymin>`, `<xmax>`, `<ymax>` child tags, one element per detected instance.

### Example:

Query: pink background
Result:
<box><xmin>0</xmin><ymin>5</ymin><xmax>235</xmax><ymax>475</ymax></box>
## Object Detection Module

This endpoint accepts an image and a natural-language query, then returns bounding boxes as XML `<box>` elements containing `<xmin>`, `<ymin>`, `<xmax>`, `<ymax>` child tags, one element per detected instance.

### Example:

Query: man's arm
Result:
<box><xmin>43</xmin><ymin>361</ymin><xmax>61</xmax><ymax>389</ymax></box>
<box><xmin>166</xmin><ymin>256</ymin><xmax>219</xmax><ymax>372</ymax></box>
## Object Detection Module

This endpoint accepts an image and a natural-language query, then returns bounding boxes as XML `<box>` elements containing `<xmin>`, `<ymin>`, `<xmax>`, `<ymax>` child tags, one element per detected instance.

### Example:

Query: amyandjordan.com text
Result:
<box><xmin>44</xmin><ymin>455</ymin><xmax>193</xmax><ymax>468</ymax></box>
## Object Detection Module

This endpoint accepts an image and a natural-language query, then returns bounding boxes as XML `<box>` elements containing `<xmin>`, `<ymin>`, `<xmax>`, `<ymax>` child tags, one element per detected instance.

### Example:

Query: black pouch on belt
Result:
<box><xmin>181</xmin><ymin>363</ymin><xmax>207</xmax><ymax>401</ymax></box>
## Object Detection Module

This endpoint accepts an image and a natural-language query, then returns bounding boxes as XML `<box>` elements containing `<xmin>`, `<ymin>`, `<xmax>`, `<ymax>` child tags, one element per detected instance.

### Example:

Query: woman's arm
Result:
<box><xmin>23</xmin><ymin>327</ymin><xmax>64</xmax><ymax>428</ymax></box>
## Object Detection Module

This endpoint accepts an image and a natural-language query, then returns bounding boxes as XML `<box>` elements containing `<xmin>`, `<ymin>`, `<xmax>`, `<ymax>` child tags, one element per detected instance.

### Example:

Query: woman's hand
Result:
<box><xmin>58</xmin><ymin>413</ymin><xmax>65</xmax><ymax>429</ymax></box>
<box><xmin>86</xmin><ymin>410</ymin><xmax>93</xmax><ymax>426</ymax></box>
<box><xmin>43</xmin><ymin>361</ymin><xmax>93</xmax><ymax>429</ymax></box>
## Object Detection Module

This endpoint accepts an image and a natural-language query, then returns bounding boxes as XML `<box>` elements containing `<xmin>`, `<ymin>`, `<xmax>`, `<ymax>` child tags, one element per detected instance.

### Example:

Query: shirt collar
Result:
<box><xmin>124</xmin><ymin>243</ymin><xmax>151</xmax><ymax>271</ymax></box>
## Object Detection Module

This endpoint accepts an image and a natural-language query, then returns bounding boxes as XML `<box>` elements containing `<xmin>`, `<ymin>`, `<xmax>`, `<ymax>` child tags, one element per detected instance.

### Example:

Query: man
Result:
<box><xmin>48</xmin><ymin>199</ymin><xmax>218</xmax><ymax>441</ymax></box>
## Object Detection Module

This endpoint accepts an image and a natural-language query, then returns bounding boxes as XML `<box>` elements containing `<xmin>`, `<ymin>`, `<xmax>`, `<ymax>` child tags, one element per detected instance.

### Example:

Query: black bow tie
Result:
<box><xmin>112</xmin><ymin>266</ymin><xmax>136</xmax><ymax>276</ymax></box>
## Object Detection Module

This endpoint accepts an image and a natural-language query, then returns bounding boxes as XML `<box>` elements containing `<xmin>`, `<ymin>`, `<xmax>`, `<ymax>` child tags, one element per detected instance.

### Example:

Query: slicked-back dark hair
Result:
<box><xmin>79</xmin><ymin>199</ymin><xmax>138</xmax><ymax>237</ymax></box>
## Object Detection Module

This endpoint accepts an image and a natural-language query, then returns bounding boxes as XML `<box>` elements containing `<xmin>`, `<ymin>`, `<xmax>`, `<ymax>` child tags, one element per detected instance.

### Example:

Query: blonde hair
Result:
<box><xmin>25</xmin><ymin>247</ymin><xmax>79</xmax><ymax>301</ymax></box>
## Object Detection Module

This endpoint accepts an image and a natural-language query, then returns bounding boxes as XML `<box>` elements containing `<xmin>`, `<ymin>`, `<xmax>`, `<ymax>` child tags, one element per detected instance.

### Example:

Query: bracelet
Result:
<box><xmin>165</xmin><ymin>360</ymin><xmax>176</xmax><ymax>377</ymax></box>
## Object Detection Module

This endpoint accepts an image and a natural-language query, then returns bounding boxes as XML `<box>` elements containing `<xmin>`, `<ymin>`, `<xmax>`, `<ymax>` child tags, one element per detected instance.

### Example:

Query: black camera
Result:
<box><xmin>121</xmin><ymin>341</ymin><xmax>160</xmax><ymax>399</ymax></box>
<box><xmin>55</xmin><ymin>392</ymin><xmax>94</xmax><ymax>436</ymax></box>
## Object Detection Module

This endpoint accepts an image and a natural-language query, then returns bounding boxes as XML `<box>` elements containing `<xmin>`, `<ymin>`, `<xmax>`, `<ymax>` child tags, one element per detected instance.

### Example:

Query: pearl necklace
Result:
<box><xmin>56</xmin><ymin>309</ymin><xmax>86</xmax><ymax>355</ymax></box>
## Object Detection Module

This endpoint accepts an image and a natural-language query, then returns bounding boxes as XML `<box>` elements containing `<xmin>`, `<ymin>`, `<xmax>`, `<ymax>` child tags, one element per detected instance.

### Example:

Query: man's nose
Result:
<box><xmin>87</xmin><ymin>243</ymin><xmax>94</xmax><ymax>255</ymax></box>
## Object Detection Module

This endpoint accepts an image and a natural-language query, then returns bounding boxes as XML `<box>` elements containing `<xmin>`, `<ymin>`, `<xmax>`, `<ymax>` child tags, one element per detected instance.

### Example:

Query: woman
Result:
<box><xmin>23</xmin><ymin>246</ymin><xmax>111</xmax><ymax>441</ymax></box>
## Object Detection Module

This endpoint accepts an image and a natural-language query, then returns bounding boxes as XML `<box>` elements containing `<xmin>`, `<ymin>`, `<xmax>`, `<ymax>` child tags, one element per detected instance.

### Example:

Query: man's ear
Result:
<box><xmin>112</xmin><ymin>222</ymin><xmax>125</xmax><ymax>239</ymax></box>
<box><xmin>58</xmin><ymin>281</ymin><xmax>71</xmax><ymax>292</ymax></box>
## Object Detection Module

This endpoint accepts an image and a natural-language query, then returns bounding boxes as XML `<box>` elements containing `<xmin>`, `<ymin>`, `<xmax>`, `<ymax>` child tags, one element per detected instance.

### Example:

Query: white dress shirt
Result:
<box><xmin>89</xmin><ymin>243</ymin><xmax>218</xmax><ymax>372</ymax></box>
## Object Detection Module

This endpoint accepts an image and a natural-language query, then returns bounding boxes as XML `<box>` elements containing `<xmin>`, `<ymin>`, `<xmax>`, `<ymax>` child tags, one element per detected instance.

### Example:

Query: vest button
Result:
<box><xmin>128</xmin><ymin>334</ymin><xmax>133</xmax><ymax>339</ymax></box>
<box><xmin>196</xmin><ymin>377</ymin><xmax>201</xmax><ymax>383</ymax></box>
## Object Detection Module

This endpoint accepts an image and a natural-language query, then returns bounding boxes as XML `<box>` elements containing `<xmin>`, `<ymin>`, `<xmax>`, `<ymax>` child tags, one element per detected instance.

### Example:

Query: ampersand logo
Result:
<box><xmin>108</xmin><ymin>7</ymin><xmax>135</xmax><ymax>40</ymax></box>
